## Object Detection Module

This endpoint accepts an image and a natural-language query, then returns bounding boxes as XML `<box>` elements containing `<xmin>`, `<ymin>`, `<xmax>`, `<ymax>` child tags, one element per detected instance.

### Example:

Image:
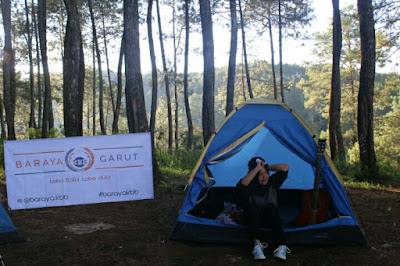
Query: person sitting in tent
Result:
<box><xmin>236</xmin><ymin>156</ymin><xmax>290</xmax><ymax>261</ymax></box>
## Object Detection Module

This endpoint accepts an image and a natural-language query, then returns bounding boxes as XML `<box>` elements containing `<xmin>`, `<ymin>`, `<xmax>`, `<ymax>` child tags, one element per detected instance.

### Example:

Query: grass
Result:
<box><xmin>155</xmin><ymin>148</ymin><xmax>202</xmax><ymax>182</ymax></box>
<box><xmin>337</xmin><ymin>160</ymin><xmax>400</xmax><ymax>189</ymax></box>
<box><xmin>155</xmin><ymin>148</ymin><xmax>203</xmax><ymax>191</ymax></box>
<box><xmin>161</xmin><ymin>166</ymin><xmax>191</xmax><ymax>178</ymax></box>
<box><xmin>344</xmin><ymin>180</ymin><xmax>384</xmax><ymax>190</ymax></box>
<box><xmin>155</xmin><ymin>148</ymin><xmax>202</xmax><ymax>171</ymax></box>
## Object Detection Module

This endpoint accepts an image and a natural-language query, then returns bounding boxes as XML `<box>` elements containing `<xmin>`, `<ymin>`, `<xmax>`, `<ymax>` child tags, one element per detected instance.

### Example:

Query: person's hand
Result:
<box><xmin>256</xmin><ymin>159</ymin><xmax>265</xmax><ymax>169</ymax></box>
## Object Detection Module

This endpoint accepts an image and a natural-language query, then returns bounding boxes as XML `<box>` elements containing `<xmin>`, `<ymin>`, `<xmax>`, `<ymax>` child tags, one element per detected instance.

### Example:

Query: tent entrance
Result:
<box><xmin>206</xmin><ymin>127</ymin><xmax>315</xmax><ymax>190</ymax></box>
<box><xmin>188</xmin><ymin>125</ymin><xmax>345</xmax><ymax>230</ymax></box>
<box><xmin>187</xmin><ymin>186</ymin><xmax>345</xmax><ymax>231</ymax></box>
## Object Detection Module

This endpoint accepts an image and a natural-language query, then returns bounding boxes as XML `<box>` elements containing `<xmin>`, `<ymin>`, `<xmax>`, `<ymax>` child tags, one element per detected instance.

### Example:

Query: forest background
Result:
<box><xmin>1</xmin><ymin>0</ymin><xmax>400</xmax><ymax>181</ymax></box>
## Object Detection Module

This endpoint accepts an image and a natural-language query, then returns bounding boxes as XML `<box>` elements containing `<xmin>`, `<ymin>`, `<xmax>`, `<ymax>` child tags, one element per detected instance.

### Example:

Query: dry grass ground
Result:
<box><xmin>0</xmin><ymin>181</ymin><xmax>399</xmax><ymax>265</ymax></box>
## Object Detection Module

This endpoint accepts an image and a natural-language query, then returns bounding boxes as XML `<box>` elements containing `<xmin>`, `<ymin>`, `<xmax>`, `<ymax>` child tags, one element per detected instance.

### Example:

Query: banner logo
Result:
<box><xmin>65</xmin><ymin>147</ymin><xmax>95</xmax><ymax>172</ymax></box>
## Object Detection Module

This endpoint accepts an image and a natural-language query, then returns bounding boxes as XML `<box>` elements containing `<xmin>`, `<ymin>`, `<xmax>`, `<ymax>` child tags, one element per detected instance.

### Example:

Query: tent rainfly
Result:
<box><xmin>171</xmin><ymin>98</ymin><xmax>367</xmax><ymax>245</ymax></box>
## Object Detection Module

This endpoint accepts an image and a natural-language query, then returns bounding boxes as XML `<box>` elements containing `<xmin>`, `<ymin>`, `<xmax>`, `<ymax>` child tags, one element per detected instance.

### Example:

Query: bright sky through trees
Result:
<box><xmin>5</xmin><ymin>0</ymin><xmax>397</xmax><ymax>76</ymax></box>
<box><xmin>135</xmin><ymin>0</ymin><xmax>389</xmax><ymax>75</ymax></box>
<box><xmin>139</xmin><ymin>0</ymin><xmax>358</xmax><ymax>74</ymax></box>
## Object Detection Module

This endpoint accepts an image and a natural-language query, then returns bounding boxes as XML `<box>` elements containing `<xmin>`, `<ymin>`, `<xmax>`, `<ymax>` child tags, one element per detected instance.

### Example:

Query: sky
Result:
<box><xmin>10</xmin><ymin>0</ymin><xmax>395</xmax><ymax>77</ymax></box>
<box><xmin>134</xmin><ymin>0</ymin><xmax>359</xmax><ymax>75</ymax></box>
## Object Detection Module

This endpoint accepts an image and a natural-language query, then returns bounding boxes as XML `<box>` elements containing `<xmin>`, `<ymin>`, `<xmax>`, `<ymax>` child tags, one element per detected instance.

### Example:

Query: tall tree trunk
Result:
<box><xmin>25</xmin><ymin>0</ymin><xmax>36</xmax><ymax>129</ymax></box>
<box><xmin>63</xmin><ymin>0</ymin><xmax>85</xmax><ymax>137</ymax></box>
<box><xmin>38</xmin><ymin>0</ymin><xmax>53</xmax><ymax>138</ymax></box>
<box><xmin>147</xmin><ymin>0</ymin><xmax>158</xmax><ymax>145</ymax></box>
<box><xmin>57</xmin><ymin>3</ymin><xmax>65</xmax><ymax>59</ymax></box>
<box><xmin>347</xmin><ymin>35</ymin><xmax>357</xmax><ymax>145</ymax></box>
<box><xmin>267</xmin><ymin>6</ymin><xmax>277</xmax><ymax>100</ymax></box>
<box><xmin>100</xmin><ymin>3</ymin><xmax>116</xmax><ymax>114</ymax></box>
<box><xmin>350</xmin><ymin>66</ymin><xmax>357</xmax><ymax>144</ymax></box>
<box><xmin>173</xmin><ymin>0</ymin><xmax>179</xmax><ymax>150</ymax></box>
<box><xmin>329</xmin><ymin>0</ymin><xmax>345</xmax><ymax>162</ymax></box>
<box><xmin>156</xmin><ymin>0</ymin><xmax>173</xmax><ymax>148</ymax></box>
<box><xmin>183</xmin><ymin>0</ymin><xmax>194</xmax><ymax>148</ymax></box>
<box><xmin>124</xmin><ymin>0</ymin><xmax>148</xmax><ymax>133</ymax></box>
<box><xmin>32</xmin><ymin>0</ymin><xmax>42</xmax><ymax>129</ymax></box>
<box><xmin>238</xmin><ymin>0</ymin><xmax>253</xmax><ymax>99</ymax></box>
<box><xmin>0</xmin><ymin>94</ymin><xmax>5</xmax><ymax>140</ymax></box>
<box><xmin>226</xmin><ymin>0</ymin><xmax>237</xmax><ymax>116</ymax></box>
<box><xmin>357</xmin><ymin>0</ymin><xmax>377</xmax><ymax>176</ymax></box>
<box><xmin>92</xmin><ymin>38</ymin><xmax>96</xmax><ymax>135</ymax></box>
<box><xmin>1</xmin><ymin>0</ymin><xmax>16</xmax><ymax>140</ymax></box>
<box><xmin>105</xmin><ymin>88</ymin><xmax>111</xmax><ymax>128</ymax></box>
<box><xmin>112</xmin><ymin>34</ymin><xmax>124</xmax><ymax>134</ymax></box>
<box><xmin>87</xmin><ymin>99</ymin><xmax>90</xmax><ymax>130</ymax></box>
<box><xmin>199</xmin><ymin>0</ymin><xmax>215</xmax><ymax>145</ymax></box>
<box><xmin>278</xmin><ymin>0</ymin><xmax>284</xmax><ymax>103</ymax></box>
<box><xmin>241</xmin><ymin>54</ymin><xmax>247</xmax><ymax>101</ymax></box>
<box><xmin>88</xmin><ymin>0</ymin><xmax>106</xmax><ymax>135</ymax></box>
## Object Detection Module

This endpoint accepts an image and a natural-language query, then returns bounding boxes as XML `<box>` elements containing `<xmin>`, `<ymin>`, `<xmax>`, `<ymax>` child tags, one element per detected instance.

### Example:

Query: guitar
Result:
<box><xmin>295</xmin><ymin>139</ymin><xmax>330</xmax><ymax>227</ymax></box>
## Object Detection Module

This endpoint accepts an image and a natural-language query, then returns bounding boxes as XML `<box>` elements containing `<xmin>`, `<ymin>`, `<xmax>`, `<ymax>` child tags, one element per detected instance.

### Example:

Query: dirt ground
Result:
<box><xmin>0</xmin><ymin>178</ymin><xmax>399</xmax><ymax>265</ymax></box>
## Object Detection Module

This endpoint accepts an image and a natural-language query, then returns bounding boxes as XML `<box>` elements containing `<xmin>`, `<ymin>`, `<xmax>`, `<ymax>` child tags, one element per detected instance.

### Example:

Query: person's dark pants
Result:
<box><xmin>245</xmin><ymin>203</ymin><xmax>285</xmax><ymax>248</ymax></box>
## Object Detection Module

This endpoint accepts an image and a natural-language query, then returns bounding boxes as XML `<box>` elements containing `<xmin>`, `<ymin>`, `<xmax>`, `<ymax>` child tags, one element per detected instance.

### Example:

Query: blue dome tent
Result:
<box><xmin>0</xmin><ymin>202</ymin><xmax>20</xmax><ymax>244</ymax></box>
<box><xmin>171</xmin><ymin>98</ymin><xmax>367</xmax><ymax>245</ymax></box>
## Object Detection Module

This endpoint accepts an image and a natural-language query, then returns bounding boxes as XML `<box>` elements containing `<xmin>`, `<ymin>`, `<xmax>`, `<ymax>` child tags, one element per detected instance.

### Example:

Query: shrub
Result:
<box><xmin>155</xmin><ymin>148</ymin><xmax>203</xmax><ymax>171</ymax></box>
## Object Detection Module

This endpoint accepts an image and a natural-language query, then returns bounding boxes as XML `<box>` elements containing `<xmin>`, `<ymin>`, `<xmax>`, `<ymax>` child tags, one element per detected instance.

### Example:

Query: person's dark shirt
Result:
<box><xmin>236</xmin><ymin>170</ymin><xmax>288</xmax><ymax>209</ymax></box>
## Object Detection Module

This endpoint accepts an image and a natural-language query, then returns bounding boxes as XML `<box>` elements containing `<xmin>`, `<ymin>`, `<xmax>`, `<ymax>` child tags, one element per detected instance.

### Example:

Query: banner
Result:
<box><xmin>4</xmin><ymin>133</ymin><xmax>154</xmax><ymax>210</ymax></box>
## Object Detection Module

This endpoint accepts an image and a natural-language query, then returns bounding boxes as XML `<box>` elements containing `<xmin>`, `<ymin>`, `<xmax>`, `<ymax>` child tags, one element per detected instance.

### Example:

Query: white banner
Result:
<box><xmin>4</xmin><ymin>133</ymin><xmax>154</xmax><ymax>210</ymax></box>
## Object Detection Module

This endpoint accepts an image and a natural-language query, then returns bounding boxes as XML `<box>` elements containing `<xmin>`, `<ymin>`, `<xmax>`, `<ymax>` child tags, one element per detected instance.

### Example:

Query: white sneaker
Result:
<box><xmin>252</xmin><ymin>242</ymin><xmax>268</xmax><ymax>260</ymax></box>
<box><xmin>273</xmin><ymin>245</ymin><xmax>291</xmax><ymax>260</ymax></box>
